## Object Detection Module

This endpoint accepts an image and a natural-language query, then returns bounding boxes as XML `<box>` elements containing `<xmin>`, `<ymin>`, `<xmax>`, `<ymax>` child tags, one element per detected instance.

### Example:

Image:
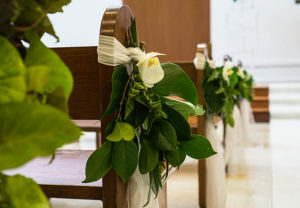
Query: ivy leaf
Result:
<box><xmin>106</xmin><ymin>122</ymin><xmax>135</xmax><ymax>142</ymax></box>
<box><xmin>0</xmin><ymin>35</ymin><xmax>26</xmax><ymax>104</ymax></box>
<box><xmin>162</xmin><ymin>104</ymin><xmax>192</xmax><ymax>141</ymax></box>
<box><xmin>139</xmin><ymin>139</ymin><xmax>159</xmax><ymax>174</ymax></box>
<box><xmin>1</xmin><ymin>174</ymin><xmax>49</xmax><ymax>208</ymax></box>
<box><xmin>152</xmin><ymin>63</ymin><xmax>198</xmax><ymax>105</ymax></box>
<box><xmin>150</xmin><ymin>119</ymin><xmax>177</xmax><ymax>151</ymax></box>
<box><xmin>101</xmin><ymin>65</ymin><xmax>129</xmax><ymax>119</ymax></box>
<box><xmin>25</xmin><ymin>31</ymin><xmax>73</xmax><ymax>100</ymax></box>
<box><xmin>163</xmin><ymin>97</ymin><xmax>204</xmax><ymax>120</ymax></box>
<box><xmin>0</xmin><ymin>103</ymin><xmax>81</xmax><ymax>171</ymax></box>
<box><xmin>83</xmin><ymin>142</ymin><xmax>112</xmax><ymax>183</ymax></box>
<box><xmin>180</xmin><ymin>134</ymin><xmax>216</xmax><ymax>160</ymax></box>
<box><xmin>111</xmin><ymin>140</ymin><xmax>138</xmax><ymax>182</ymax></box>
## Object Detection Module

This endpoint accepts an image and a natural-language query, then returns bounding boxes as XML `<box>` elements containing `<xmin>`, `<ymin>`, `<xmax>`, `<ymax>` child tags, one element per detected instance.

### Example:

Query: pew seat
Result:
<box><xmin>5</xmin><ymin>150</ymin><xmax>103</xmax><ymax>200</ymax></box>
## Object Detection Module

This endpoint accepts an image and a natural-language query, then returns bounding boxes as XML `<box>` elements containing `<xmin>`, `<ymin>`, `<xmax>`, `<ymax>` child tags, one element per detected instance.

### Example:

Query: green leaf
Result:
<box><xmin>151</xmin><ymin>166</ymin><xmax>162</xmax><ymax>198</ymax></box>
<box><xmin>152</xmin><ymin>63</ymin><xmax>198</xmax><ymax>105</ymax></box>
<box><xmin>130</xmin><ymin>18</ymin><xmax>138</xmax><ymax>47</ymax></box>
<box><xmin>181</xmin><ymin>134</ymin><xmax>216</xmax><ymax>159</ymax></box>
<box><xmin>0</xmin><ymin>103</ymin><xmax>81</xmax><ymax>171</ymax></box>
<box><xmin>163</xmin><ymin>97</ymin><xmax>204</xmax><ymax>120</ymax></box>
<box><xmin>125</xmin><ymin>102</ymin><xmax>149</xmax><ymax>128</ymax></box>
<box><xmin>26</xmin><ymin>65</ymin><xmax>51</xmax><ymax>93</ymax></box>
<box><xmin>111</xmin><ymin>140</ymin><xmax>138</xmax><ymax>182</ymax></box>
<box><xmin>162</xmin><ymin>104</ymin><xmax>192</xmax><ymax>141</ymax></box>
<box><xmin>166</xmin><ymin>150</ymin><xmax>181</xmax><ymax>167</ymax></box>
<box><xmin>25</xmin><ymin>31</ymin><xmax>73</xmax><ymax>100</ymax></box>
<box><xmin>101</xmin><ymin>65</ymin><xmax>129</xmax><ymax>119</ymax></box>
<box><xmin>106</xmin><ymin>122</ymin><xmax>135</xmax><ymax>142</ymax></box>
<box><xmin>0</xmin><ymin>35</ymin><xmax>26</xmax><ymax>104</ymax></box>
<box><xmin>83</xmin><ymin>142</ymin><xmax>112</xmax><ymax>183</ymax></box>
<box><xmin>35</xmin><ymin>0</ymin><xmax>71</xmax><ymax>13</ymax></box>
<box><xmin>139</xmin><ymin>139</ymin><xmax>159</xmax><ymax>174</ymax></box>
<box><xmin>203</xmin><ymin>80</ymin><xmax>225</xmax><ymax>114</ymax></box>
<box><xmin>178</xmin><ymin>146</ymin><xmax>186</xmax><ymax>165</ymax></box>
<box><xmin>150</xmin><ymin>119</ymin><xmax>177</xmax><ymax>151</ymax></box>
<box><xmin>45</xmin><ymin>86</ymin><xmax>68</xmax><ymax>113</ymax></box>
<box><xmin>1</xmin><ymin>174</ymin><xmax>49</xmax><ymax>208</ymax></box>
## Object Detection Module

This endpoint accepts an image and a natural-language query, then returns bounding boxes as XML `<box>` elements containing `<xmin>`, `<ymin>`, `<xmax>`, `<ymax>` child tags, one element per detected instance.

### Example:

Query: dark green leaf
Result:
<box><xmin>150</xmin><ymin>119</ymin><xmax>177</xmax><ymax>151</ymax></box>
<box><xmin>178</xmin><ymin>146</ymin><xmax>186</xmax><ymax>165</ymax></box>
<box><xmin>125</xmin><ymin>102</ymin><xmax>149</xmax><ymax>128</ymax></box>
<box><xmin>0</xmin><ymin>35</ymin><xmax>26</xmax><ymax>104</ymax></box>
<box><xmin>151</xmin><ymin>166</ymin><xmax>162</xmax><ymax>198</ymax></box>
<box><xmin>162</xmin><ymin>104</ymin><xmax>192</xmax><ymax>141</ymax></box>
<box><xmin>1</xmin><ymin>174</ymin><xmax>49</xmax><ymax>208</ymax></box>
<box><xmin>166</xmin><ymin>150</ymin><xmax>181</xmax><ymax>167</ymax></box>
<box><xmin>106</xmin><ymin>122</ymin><xmax>135</xmax><ymax>142</ymax></box>
<box><xmin>152</xmin><ymin>63</ymin><xmax>198</xmax><ymax>105</ymax></box>
<box><xmin>83</xmin><ymin>142</ymin><xmax>112</xmax><ymax>183</ymax></box>
<box><xmin>139</xmin><ymin>140</ymin><xmax>159</xmax><ymax>174</ymax></box>
<box><xmin>163</xmin><ymin>97</ymin><xmax>204</xmax><ymax>120</ymax></box>
<box><xmin>25</xmin><ymin>31</ymin><xmax>73</xmax><ymax>100</ymax></box>
<box><xmin>181</xmin><ymin>134</ymin><xmax>216</xmax><ymax>159</ymax></box>
<box><xmin>130</xmin><ymin>18</ymin><xmax>138</xmax><ymax>47</ymax></box>
<box><xmin>101</xmin><ymin>65</ymin><xmax>129</xmax><ymax>119</ymax></box>
<box><xmin>111</xmin><ymin>140</ymin><xmax>138</xmax><ymax>182</ymax></box>
<box><xmin>0</xmin><ymin>103</ymin><xmax>81</xmax><ymax>171</ymax></box>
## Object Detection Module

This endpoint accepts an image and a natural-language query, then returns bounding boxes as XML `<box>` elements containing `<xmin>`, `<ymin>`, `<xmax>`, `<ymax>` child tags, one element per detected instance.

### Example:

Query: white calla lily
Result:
<box><xmin>222</xmin><ymin>61</ymin><xmax>234</xmax><ymax>83</ymax></box>
<box><xmin>136</xmin><ymin>52</ymin><xmax>164</xmax><ymax>88</ymax></box>
<box><xmin>208</xmin><ymin>59</ymin><xmax>216</xmax><ymax>69</ymax></box>
<box><xmin>237</xmin><ymin>67</ymin><xmax>245</xmax><ymax>79</ymax></box>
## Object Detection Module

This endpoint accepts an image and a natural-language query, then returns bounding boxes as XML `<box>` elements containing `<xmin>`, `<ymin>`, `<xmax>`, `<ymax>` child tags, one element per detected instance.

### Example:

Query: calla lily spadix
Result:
<box><xmin>136</xmin><ymin>52</ymin><xmax>165</xmax><ymax>88</ymax></box>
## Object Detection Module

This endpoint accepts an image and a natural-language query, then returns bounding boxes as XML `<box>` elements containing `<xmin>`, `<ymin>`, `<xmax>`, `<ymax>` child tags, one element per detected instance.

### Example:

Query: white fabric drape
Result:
<box><xmin>205</xmin><ymin>119</ymin><xmax>227</xmax><ymax>208</ymax></box>
<box><xmin>224</xmin><ymin>106</ymin><xmax>247</xmax><ymax>176</ymax></box>
<box><xmin>97</xmin><ymin>35</ymin><xmax>159</xmax><ymax>208</ymax></box>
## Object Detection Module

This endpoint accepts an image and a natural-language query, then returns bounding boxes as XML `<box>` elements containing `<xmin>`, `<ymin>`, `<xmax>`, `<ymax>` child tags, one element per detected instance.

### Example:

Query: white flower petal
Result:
<box><xmin>141</xmin><ymin>63</ymin><xmax>164</xmax><ymax>88</ymax></box>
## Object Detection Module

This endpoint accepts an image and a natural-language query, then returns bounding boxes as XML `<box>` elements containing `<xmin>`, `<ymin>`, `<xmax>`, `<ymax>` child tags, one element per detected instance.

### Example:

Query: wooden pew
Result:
<box><xmin>252</xmin><ymin>86</ymin><xmax>270</xmax><ymax>122</ymax></box>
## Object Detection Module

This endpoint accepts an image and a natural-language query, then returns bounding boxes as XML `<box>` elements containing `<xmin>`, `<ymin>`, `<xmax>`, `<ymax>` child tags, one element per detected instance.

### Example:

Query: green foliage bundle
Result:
<box><xmin>202</xmin><ymin>61</ymin><xmax>254</xmax><ymax>127</ymax></box>
<box><xmin>0</xmin><ymin>1</ymin><xmax>81</xmax><ymax>207</ymax></box>
<box><xmin>83</xmin><ymin>19</ymin><xmax>216</xmax><ymax>205</ymax></box>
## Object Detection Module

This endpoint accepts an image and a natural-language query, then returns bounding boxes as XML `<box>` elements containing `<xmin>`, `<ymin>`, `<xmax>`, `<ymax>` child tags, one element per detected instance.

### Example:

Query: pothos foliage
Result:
<box><xmin>202</xmin><ymin>61</ymin><xmax>254</xmax><ymax>127</ymax></box>
<box><xmin>0</xmin><ymin>1</ymin><xmax>80</xmax><ymax>207</ymax></box>
<box><xmin>83</xmin><ymin>19</ymin><xmax>215</xmax><ymax>205</ymax></box>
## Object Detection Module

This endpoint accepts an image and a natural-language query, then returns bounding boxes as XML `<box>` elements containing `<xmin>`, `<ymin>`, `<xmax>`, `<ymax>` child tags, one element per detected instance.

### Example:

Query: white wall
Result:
<box><xmin>42</xmin><ymin>0</ymin><xmax>122</xmax><ymax>47</ymax></box>
<box><xmin>211</xmin><ymin>0</ymin><xmax>300</xmax><ymax>84</ymax></box>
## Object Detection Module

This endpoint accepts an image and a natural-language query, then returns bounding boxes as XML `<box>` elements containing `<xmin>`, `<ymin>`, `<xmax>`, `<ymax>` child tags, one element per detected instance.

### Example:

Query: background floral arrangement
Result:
<box><xmin>202</xmin><ymin>58</ymin><xmax>255</xmax><ymax>127</ymax></box>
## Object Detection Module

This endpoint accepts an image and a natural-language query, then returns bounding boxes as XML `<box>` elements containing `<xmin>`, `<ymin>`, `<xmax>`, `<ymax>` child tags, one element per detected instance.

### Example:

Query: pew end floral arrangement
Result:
<box><xmin>83</xmin><ymin>19</ymin><xmax>216</xmax><ymax>205</ymax></box>
<box><xmin>202</xmin><ymin>57</ymin><xmax>254</xmax><ymax>127</ymax></box>
<box><xmin>0</xmin><ymin>1</ymin><xmax>82</xmax><ymax>207</ymax></box>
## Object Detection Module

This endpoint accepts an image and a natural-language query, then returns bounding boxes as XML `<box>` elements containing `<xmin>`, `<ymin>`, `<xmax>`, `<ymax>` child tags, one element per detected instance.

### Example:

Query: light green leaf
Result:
<box><xmin>0</xmin><ymin>35</ymin><xmax>26</xmax><ymax>104</ymax></box>
<box><xmin>25</xmin><ymin>31</ymin><xmax>73</xmax><ymax>100</ymax></box>
<box><xmin>163</xmin><ymin>97</ymin><xmax>204</xmax><ymax>120</ymax></box>
<box><xmin>0</xmin><ymin>103</ymin><xmax>81</xmax><ymax>171</ymax></box>
<box><xmin>111</xmin><ymin>140</ymin><xmax>138</xmax><ymax>182</ymax></box>
<box><xmin>83</xmin><ymin>142</ymin><xmax>112</xmax><ymax>183</ymax></box>
<box><xmin>1</xmin><ymin>174</ymin><xmax>49</xmax><ymax>208</ymax></box>
<box><xmin>106</xmin><ymin>122</ymin><xmax>135</xmax><ymax>142</ymax></box>
<box><xmin>139</xmin><ymin>139</ymin><xmax>159</xmax><ymax>174</ymax></box>
<box><xmin>152</xmin><ymin>63</ymin><xmax>198</xmax><ymax>105</ymax></box>
<box><xmin>150</xmin><ymin>119</ymin><xmax>177</xmax><ymax>151</ymax></box>
<box><xmin>181</xmin><ymin>134</ymin><xmax>216</xmax><ymax>159</ymax></box>
<box><xmin>101</xmin><ymin>65</ymin><xmax>129</xmax><ymax>119</ymax></box>
<box><xmin>26</xmin><ymin>65</ymin><xmax>51</xmax><ymax>93</ymax></box>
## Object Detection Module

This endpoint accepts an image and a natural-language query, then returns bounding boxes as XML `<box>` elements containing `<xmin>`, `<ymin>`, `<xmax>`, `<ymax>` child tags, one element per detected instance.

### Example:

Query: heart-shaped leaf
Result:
<box><xmin>106</xmin><ymin>122</ymin><xmax>135</xmax><ymax>142</ymax></box>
